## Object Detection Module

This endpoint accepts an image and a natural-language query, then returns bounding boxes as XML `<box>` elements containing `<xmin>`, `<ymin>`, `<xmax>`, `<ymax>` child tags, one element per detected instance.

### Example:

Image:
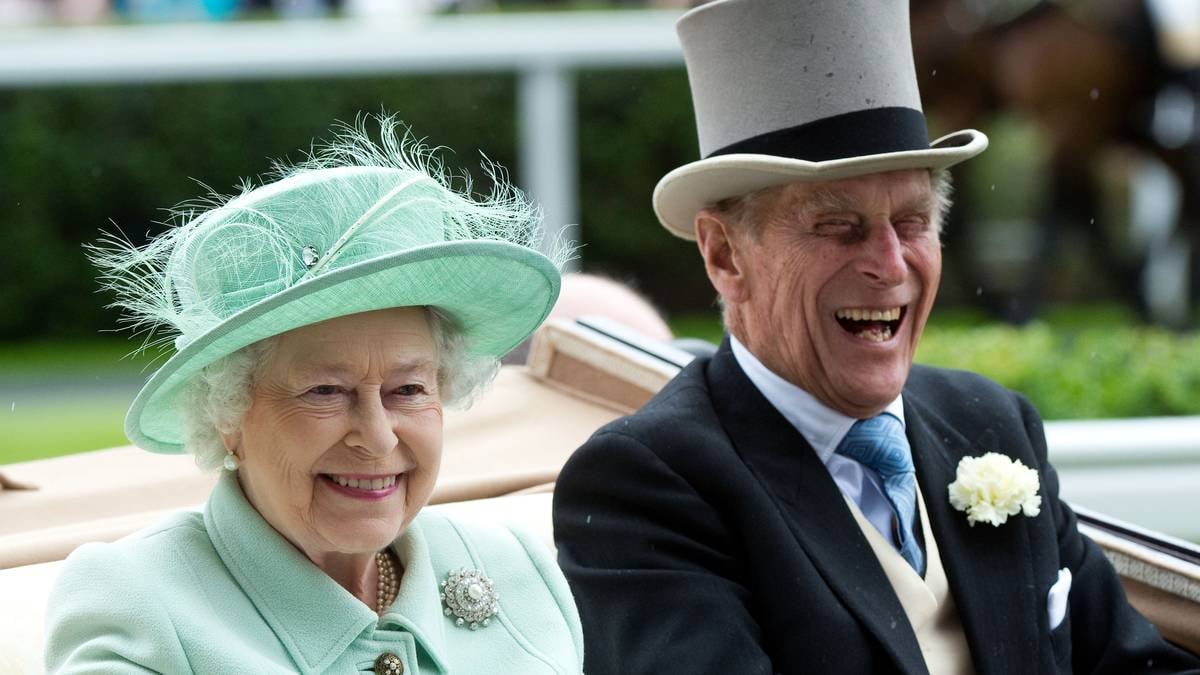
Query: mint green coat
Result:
<box><xmin>44</xmin><ymin>473</ymin><xmax>584</xmax><ymax>674</ymax></box>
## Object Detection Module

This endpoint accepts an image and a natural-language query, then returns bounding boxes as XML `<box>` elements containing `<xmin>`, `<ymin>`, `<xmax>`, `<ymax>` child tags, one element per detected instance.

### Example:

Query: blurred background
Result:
<box><xmin>1</xmin><ymin>0</ymin><xmax>1198</xmax><ymax>537</ymax></box>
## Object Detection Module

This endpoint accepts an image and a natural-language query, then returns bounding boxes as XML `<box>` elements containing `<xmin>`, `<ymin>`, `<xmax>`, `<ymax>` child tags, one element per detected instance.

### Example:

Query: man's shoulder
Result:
<box><xmin>589</xmin><ymin>355</ymin><xmax>721</xmax><ymax>444</ymax></box>
<box><xmin>906</xmin><ymin>364</ymin><xmax>1030</xmax><ymax>426</ymax></box>
<box><xmin>559</xmin><ymin>354</ymin><xmax>750</xmax><ymax>491</ymax></box>
<box><xmin>907</xmin><ymin>363</ymin><xmax>1020</xmax><ymax>404</ymax></box>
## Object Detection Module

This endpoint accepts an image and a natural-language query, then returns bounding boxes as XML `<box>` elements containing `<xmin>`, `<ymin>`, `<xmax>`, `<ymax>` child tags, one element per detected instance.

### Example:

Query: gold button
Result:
<box><xmin>374</xmin><ymin>652</ymin><xmax>404</xmax><ymax>675</ymax></box>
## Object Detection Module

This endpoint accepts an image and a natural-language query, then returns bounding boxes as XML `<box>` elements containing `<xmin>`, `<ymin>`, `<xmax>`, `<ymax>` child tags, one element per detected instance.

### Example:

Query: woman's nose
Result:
<box><xmin>345</xmin><ymin>395</ymin><xmax>397</xmax><ymax>455</ymax></box>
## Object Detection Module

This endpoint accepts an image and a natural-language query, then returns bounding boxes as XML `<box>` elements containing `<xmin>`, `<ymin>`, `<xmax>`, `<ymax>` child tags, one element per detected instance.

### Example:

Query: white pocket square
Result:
<box><xmin>1047</xmin><ymin>567</ymin><xmax>1072</xmax><ymax>630</ymax></box>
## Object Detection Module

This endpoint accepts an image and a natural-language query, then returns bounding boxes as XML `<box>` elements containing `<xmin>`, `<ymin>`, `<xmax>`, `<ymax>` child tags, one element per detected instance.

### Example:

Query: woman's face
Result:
<box><xmin>227</xmin><ymin>307</ymin><xmax>443</xmax><ymax>560</ymax></box>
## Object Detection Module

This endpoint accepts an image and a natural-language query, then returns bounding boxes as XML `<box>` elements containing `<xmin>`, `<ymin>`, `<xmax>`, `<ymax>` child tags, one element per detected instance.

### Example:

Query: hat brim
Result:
<box><xmin>126</xmin><ymin>239</ymin><xmax>559</xmax><ymax>454</ymax></box>
<box><xmin>652</xmin><ymin>129</ymin><xmax>988</xmax><ymax>240</ymax></box>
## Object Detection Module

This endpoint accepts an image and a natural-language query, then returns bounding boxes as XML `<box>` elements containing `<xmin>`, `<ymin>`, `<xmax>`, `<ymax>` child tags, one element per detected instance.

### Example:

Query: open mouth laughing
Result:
<box><xmin>835</xmin><ymin>306</ymin><xmax>906</xmax><ymax>343</ymax></box>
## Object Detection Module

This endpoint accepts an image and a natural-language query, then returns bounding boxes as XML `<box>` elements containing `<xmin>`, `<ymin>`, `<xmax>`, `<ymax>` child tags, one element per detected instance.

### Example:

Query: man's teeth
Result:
<box><xmin>858</xmin><ymin>326</ymin><xmax>893</xmax><ymax>342</ymax></box>
<box><xmin>835</xmin><ymin>307</ymin><xmax>901</xmax><ymax>321</ymax></box>
<box><xmin>330</xmin><ymin>475</ymin><xmax>397</xmax><ymax>490</ymax></box>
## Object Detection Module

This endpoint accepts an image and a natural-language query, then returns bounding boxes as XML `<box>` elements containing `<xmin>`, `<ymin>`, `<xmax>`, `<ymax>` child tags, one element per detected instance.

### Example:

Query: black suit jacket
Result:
<box><xmin>553</xmin><ymin>340</ymin><xmax>1199</xmax><ymax>674</ymax></box>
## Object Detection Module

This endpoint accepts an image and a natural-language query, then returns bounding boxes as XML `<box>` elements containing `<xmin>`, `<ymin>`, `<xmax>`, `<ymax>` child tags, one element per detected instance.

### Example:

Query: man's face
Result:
<box><xmin>711</xmin><ymin>169</ymin><xmax>941</xmax><ymax>418</ymax></box>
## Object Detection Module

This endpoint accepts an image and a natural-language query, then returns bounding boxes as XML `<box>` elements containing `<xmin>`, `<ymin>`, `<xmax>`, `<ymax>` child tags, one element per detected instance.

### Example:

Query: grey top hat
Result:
<box><xmin>653</xmin><ymin>0</ymin><xmax>988</xmax><ymax>239</ymax></box>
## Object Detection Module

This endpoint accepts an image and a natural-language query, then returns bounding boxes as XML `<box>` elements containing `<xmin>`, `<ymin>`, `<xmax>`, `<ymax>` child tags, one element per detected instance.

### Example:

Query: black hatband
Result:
<box><xmin>707</xmin><ymin>107</ymin><xmax>930</xmax><ymax>162</ymax></box>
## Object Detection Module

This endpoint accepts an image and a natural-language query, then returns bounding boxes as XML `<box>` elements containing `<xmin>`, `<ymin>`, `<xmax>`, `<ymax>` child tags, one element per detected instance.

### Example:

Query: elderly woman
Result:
<box><xmin>44</xmin><ymin>117</ymin><xmax>583</xmax><ymax>674</ymax></box>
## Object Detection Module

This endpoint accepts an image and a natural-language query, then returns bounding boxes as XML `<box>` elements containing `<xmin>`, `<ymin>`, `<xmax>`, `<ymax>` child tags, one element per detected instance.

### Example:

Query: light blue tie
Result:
<box><xmin>836</xmin><ymin>413</ymin><xmax>925</xmax><ymax>575</ymax></box>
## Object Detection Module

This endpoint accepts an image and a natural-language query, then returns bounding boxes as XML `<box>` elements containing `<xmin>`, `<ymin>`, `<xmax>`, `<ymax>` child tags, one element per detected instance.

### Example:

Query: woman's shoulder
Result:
<box><xmin>417</xmin><ymin>501</ymin><xmax>566</xmax><ymax>606</ymax></box>
<box><xmin>48</xmin><ymin>510</ymin><xmax>213</xmax><ymax>623</ymax></box>
<box><xmin>45</xmin><ymin>512</ymin><xmax>207</xmax><ymax>672</ymax></box>
<box><xmin>417</xmin><ymin>502</ymin><xmax>546</xmax><ymax>557</ymax></box>
<box><xmin>54</xmin><ymin>510</ymin><xmax>209</xmax><ymax>584</ymax></box>
<box><xmin>414</xmin><ymin>504</ymin><xmax>584</xmax><ymax>673</ymax></box>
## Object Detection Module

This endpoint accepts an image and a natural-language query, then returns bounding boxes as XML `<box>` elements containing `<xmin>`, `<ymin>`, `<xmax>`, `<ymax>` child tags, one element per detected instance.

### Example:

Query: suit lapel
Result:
<box><xmin>706</xmin><ymin>341</ymin><xmax>928</xmax><ymax>675</ymax></box>
<box><xmin>903</xmin><ymin>389</ymin><xmax>1039</xmax><ymax>675</ymax></box>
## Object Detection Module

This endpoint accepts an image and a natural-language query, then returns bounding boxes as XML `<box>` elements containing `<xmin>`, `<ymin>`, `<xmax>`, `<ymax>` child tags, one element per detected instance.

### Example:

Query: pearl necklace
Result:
<box><xmin>375</xmin><ymin>549</ymin><xmax>398</xmax><ymax>615</ymax></box>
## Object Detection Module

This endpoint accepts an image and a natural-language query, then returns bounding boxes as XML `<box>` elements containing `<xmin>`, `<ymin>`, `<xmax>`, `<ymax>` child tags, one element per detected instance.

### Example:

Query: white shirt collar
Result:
<box><xmin>728</xmin><ymin>334</ymin><xmax>905</xmax><ymax>462</ymax></box>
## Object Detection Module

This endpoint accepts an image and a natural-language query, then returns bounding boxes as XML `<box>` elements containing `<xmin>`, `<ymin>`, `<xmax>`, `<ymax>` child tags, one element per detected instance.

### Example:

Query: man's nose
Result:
<box><xmin>856</xmin><ymin>224</ymin><xmax>907</xmax><ymax>287</ymax></box>
<box><xmin>345</xmin><ymin>394</ymin><xmax>397</xmax><ymax>456</ymax></box>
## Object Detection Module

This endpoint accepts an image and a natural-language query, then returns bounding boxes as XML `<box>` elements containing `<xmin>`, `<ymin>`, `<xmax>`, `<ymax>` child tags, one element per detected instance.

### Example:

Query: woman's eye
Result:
<box><xmin>307</xmin><ymin>385</ymin><xmax>341</xmax><ymax>397</ymax></box>
<box><xmin>394</xmin><ymin>384</ymin><xmax>426</xmax><ymax>397</ymax></box>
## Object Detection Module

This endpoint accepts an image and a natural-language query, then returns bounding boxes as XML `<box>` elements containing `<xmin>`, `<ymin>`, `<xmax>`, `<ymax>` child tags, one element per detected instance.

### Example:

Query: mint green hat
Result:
<box><xmin>94</xmin><ymin>116</ymin><xmax>567</xmax><ymax>454</ymax></box>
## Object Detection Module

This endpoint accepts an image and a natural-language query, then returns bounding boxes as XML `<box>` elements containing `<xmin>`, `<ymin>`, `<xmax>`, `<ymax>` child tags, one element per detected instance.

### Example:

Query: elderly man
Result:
<box><xmin>552</xmin><ymin>1</ymin><xmax>1200</xmax><ymax>674</ymax></box>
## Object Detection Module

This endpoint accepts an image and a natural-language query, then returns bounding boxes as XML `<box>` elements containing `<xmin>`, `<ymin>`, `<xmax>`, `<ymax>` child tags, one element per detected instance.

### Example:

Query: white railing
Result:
<box><xmin>1046</xmin><ymin>416</ymin><xmax>1200</xmax><ymax>541</ymax></box>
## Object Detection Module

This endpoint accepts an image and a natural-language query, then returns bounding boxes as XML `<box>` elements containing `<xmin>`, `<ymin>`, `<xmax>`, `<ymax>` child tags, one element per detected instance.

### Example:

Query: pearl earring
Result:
<box><xmin>223</xmin><ymin>451</ymin><xmax>240</xmax><ymax>472</ymax></box>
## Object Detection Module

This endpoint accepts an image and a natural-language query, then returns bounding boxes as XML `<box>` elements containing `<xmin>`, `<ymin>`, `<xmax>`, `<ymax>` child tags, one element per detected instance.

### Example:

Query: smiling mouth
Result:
<box><xmin>319</xmin><ymin>473</ymin><xmax>403</xmax><ymax>500</ymax></box>
<box><xmin>835</xmin><ymin>306</ymin><xmax>906</xmax><ymax>343</ymax></box>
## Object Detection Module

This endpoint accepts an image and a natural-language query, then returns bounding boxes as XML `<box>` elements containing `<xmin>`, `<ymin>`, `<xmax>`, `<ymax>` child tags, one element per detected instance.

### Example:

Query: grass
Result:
<box><xmin>0</xmin><ymin>339</ymin><xmax>152</xmax><ymax>465</ymax></box>
<box><xmin>2</xmin><ymin>399</ymin><xmax>132</xmax><ymax>464</ymax></box>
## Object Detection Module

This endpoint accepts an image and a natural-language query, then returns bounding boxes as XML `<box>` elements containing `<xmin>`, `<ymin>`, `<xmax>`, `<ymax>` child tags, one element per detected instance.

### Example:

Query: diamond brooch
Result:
<box><xmin>440</xmin><ymin>568</ymin><xmax>498</xmax><ymax>630</ymax></box>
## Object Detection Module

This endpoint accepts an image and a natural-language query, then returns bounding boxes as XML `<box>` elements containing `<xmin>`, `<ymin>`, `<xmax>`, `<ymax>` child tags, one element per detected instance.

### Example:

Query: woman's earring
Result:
<box><xmin>223</xmin><ymin>451</ymin><xmax>240</xmax><ymax>472</ymax></box>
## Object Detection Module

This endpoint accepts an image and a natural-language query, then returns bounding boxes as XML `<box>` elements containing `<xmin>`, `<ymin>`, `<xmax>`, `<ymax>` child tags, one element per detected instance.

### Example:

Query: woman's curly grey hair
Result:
<box><xmin>181</xmin><ymin>306</ymin><xmax>496</xmax><ymax>470</ymax></box>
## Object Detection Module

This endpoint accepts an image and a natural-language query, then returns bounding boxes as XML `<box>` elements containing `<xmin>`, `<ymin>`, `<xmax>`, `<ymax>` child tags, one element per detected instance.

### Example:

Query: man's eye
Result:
<box><xmin>816</xmin><ymin>220</ymin><xmax>853</xmax><ymax>231</ymax></box>
<box><xmin>895</xmin><ymin>217</ymin><xmax>931</xmax><ymax>236</ymax></box>
<box><xmin>814</xmin><ymin>220</ymin><xmax>863</xmax><ymax>241</ymax></box>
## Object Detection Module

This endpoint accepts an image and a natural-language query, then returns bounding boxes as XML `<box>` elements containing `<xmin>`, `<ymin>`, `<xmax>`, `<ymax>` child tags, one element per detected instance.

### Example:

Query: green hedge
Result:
<box><xmin>916</xmin><ymin>323</ymin><xmax>1200</xmax><ymax>420</ymax></box>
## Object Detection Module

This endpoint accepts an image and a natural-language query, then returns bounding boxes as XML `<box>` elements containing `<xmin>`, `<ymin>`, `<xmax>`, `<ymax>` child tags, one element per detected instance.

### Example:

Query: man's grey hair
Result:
<box><xmin>711</xmin><ymin>168</ymin><xmax>955</xmax><ymax>236</ymax></box>
<box><xmin>180</xmin><ymin>307</ymin><xmax>497</xmax><ymax>470</ymax></box>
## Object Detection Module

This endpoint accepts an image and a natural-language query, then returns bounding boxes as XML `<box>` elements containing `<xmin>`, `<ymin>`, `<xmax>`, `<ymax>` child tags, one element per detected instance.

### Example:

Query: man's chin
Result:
<box><xmin>831</xmin><ymin>370</ymin><xmax>910</xmax><ymax>417</ymax></box>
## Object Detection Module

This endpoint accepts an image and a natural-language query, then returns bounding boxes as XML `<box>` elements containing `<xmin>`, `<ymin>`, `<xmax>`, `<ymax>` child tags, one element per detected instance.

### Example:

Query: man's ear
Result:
<box><xmin>695</xmin><ymin>208</ymin><xmax>750</xmax><ymax>304</ymax></box>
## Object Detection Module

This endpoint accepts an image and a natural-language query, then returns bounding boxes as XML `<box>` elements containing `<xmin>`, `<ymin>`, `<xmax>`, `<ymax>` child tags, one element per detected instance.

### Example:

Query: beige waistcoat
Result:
<box><xmin>844</xmin><ymin>481</ymin><xmax>975</xmax><ymax>675</ymax></box>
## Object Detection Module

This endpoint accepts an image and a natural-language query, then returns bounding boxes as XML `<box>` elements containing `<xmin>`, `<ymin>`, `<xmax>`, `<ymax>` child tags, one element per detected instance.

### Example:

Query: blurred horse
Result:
<box><xmin>912</xmin><ymin>0</ymin><xmax>1200</xmax><ymax>325</ymax></box>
